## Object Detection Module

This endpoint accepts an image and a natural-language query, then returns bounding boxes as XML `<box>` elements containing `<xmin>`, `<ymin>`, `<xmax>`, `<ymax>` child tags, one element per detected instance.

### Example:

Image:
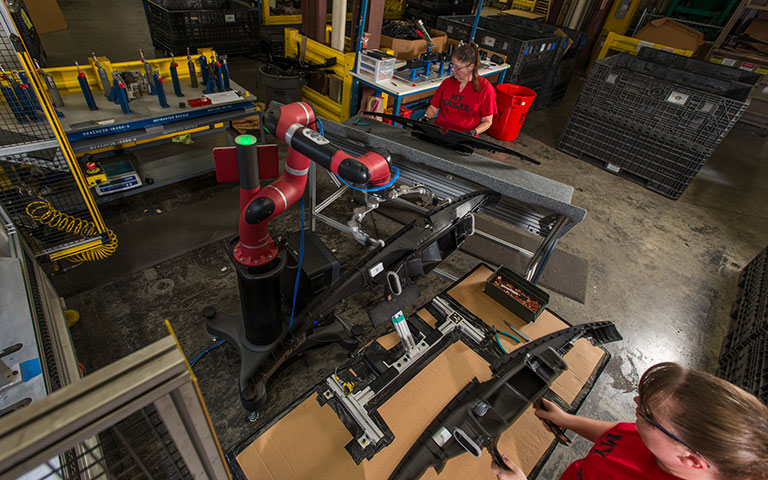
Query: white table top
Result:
<box><xmin>351</xmin><ymin>61</ymin><xmax>510</xmax><ymax>97</ymax></box>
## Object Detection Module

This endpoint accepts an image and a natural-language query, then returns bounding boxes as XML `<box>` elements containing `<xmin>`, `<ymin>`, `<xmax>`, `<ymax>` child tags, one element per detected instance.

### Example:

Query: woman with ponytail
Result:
<box><xmin>492</xmin><ymin>362</ymin><xmax>768</xmax><ymax>480</ymax></box>
<box><xmin>422</xmin><ymin>42</ymin><xmax>497</xmax><ymax>136</ymax></box>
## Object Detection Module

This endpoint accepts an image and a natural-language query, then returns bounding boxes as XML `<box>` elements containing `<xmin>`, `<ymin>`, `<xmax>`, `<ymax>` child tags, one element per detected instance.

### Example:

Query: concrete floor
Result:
<box><xmin>37</xmin><ymin>0</ymin><xmax>768</xmax><ymax>478</ymax></box>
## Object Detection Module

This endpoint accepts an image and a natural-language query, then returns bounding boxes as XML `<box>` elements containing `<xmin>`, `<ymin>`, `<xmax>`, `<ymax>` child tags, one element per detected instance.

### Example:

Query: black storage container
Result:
<box><xmin>280</xmin><ymin>230</ymin><xmax>340</xmax><ymax>312</ymax></box>
<box><xmin>437</xmin><ymin>15</ymin><xmax>566</xmax><ymax>109</ymax></box>
<box><xmin>483</xmin><ymin>265</ymin><xmax>549</xmax><ymax>323</ymax></box>
<box><xmin>559</xmin><ymin>53</ymin><xmax>750</xmax><ymax>199</ymax></box>
<box><xmin>143</xmin><ymin>0</ymin><xmax>260</xmax><ymax>55</ymax></box>
<box><xmin>486</xmin><ymin>14</ymin><xmax>586</xmax><ymax>103</ymax></box>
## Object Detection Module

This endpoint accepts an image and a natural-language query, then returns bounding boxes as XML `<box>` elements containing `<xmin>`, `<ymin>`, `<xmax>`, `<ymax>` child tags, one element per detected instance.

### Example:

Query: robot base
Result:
<box><xmin>204</xmin><ymin>308</ymin><xmax>363</xmax><ymax>412</ymax></box>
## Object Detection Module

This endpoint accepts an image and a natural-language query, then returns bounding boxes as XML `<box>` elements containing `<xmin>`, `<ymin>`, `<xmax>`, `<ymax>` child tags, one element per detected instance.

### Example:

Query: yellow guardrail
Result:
<box><xmin>285</xmin><ymin>28</ymin><xmax>356</xmax><ymax>123</ymax></box>
<box><xmin>596</xmin><ymin>32</ymin><xmax>694</xmax><ymax>61</ymax></box>
<box><xmin>39</xmin><ymin>48</ymin><xmax>216</xmax><ymax>97</ymax></box>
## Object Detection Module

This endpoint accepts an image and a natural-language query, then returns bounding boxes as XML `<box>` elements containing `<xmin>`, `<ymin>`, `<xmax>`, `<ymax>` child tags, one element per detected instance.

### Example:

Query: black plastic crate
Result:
<box><xmin>576</xmin><ymin>55</ymin><xmax>749</xmax><ymax>152</ymax></box>
<box><xmin>259</xmin><ymin>25</ymin><xmax>289</xmax><ymax>57</ymax></box>
<box><xmin>408</xmin><ymin>0</ymin><xmax>474</xmax><ymax>15</ymax></box>
<box><xmin>143</xmin><ymin>0</ymin><xmax>259</xmax><ymax>55</ymax></box>
<box><xmin>559</xmin><ymin>105</ymin><xmax>718</xmax><ymax>199</ymax></box>
<box><xmin>486</xmin><ymin>15</ymin><xmax>586</xmax><ymax>103</ymax></box>
<box><xmin>611</xmin><ymin>54</ymin><xmax>753</xmax><ymax>100</ymax></box>
<box><xmin>403</xmin><ymin>7</ymin><xmax>441</xmax><ymax>28</ymax></box>
<box><xmin>637</xmin><ymin>48</ymin><xmax>762</xmax><ymax>86</ymax></box>
<box><xmin>483</xmin><ymin>265</ymin><xmax>549</xmax><ymax>323</ymax></box>
<box><xmin>437</xmin><ymin>15</ymin><xmax>564</xmax><ymax>108</ymax></box>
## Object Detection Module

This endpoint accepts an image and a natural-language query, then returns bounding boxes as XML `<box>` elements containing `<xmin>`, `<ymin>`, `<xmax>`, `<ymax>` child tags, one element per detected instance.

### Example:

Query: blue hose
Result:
<box><xmin>288</xmin><ymin>197</ymin><xmax>305</xmax><ymax>330</ymax></box>
<box><xmin>315</xmin><ymin>118</ymin><xmax>400</xmax><ymax>193</ymax></box>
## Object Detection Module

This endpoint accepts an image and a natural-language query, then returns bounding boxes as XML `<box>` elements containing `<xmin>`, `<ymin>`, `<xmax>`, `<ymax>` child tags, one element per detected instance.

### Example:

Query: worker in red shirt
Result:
<box><xmin>421</xmin><ymin>43</ymin><xmax>497</xmax><ymax>136</ymax></box>
<box><xmin>493</xmin><ymin>362</ymin><xmax>768</xmax><ymax>480</ymax></box>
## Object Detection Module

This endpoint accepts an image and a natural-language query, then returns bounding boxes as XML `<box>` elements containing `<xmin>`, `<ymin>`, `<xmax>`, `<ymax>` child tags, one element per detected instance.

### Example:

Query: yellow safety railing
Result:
<box><xmin>284</xmin><ymin>28</ymin><xmax>356</xmax><ymax>123</ymax></box>
<box><xmin>596</xmin><ymin>32</ymin><xmax>694</xmax><ymax>61</ymax></box>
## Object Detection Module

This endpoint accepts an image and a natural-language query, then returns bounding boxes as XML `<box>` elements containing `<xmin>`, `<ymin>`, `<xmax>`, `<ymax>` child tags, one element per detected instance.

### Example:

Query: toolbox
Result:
<box><xmin>483</xmin><ymin>265</ymin><xmax>549</xmax><ymax>323</ymax></box>
<box><xmin>356</xmin><ymin>50</ymin><xmax>396</xmax><ymax>83</ymax></box>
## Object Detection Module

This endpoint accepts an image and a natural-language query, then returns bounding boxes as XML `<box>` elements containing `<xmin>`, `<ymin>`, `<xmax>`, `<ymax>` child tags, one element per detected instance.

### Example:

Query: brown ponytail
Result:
<box><xmin>638</xmin><ymin>362</ymin><xmax>768</xmax><ymax>480</ymax></box>
<box><xmin>452</xmin><ymin>42</ymin><xmax>481</xmax><ymax>91</ymax></box>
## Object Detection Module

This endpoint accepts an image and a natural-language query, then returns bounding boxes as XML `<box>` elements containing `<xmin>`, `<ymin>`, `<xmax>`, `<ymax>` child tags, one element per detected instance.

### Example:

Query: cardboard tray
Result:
<box><xmin>483</xmin><ymin>265</ymin><xmax>550</xmax><ymax>323</ymax></box>
<box><xmin>229</xmin><ymin>264</ymin><xmax>610</xmax><ymax>480</ymax></box>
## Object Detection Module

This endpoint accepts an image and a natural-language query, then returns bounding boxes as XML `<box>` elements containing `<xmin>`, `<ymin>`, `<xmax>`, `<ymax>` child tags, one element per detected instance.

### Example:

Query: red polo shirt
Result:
<box><xmin>430</xmin><ymin>76</ymin><xmax>497</xmax><ymax>133</ymax></box>
<box><xmin>560</xmin><ymin>423</ymin><xmax>683</xmax><ymax>480</ymax></box>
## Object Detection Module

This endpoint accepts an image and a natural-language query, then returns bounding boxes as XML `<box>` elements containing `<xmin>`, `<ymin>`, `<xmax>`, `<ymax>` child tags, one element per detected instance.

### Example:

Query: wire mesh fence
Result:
<box><xmin>0</xmin><ymin>337</ymin><xmax>229</xmax><ymax>480</ymax></box>
<box><xmin>0</xmin><ymin>11</ymin><xmax>107</xmax><ymax>260</ymax></box>
<box><xmin>9</xmin><ymin>405</ymin><xmax>194</xmax><ymax>480</ymax></box>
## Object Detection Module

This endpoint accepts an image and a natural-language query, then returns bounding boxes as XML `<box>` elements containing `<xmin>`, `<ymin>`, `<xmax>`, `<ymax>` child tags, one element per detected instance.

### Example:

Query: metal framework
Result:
<box><xmin>0</xmin><ymin>1</ymin><xmax>110</xmax><ymax>262</ymax></box>
<box><xmin>0</xmin><ymin>336</ymin><xmax>231</xmax><ymax>480</ymax></box>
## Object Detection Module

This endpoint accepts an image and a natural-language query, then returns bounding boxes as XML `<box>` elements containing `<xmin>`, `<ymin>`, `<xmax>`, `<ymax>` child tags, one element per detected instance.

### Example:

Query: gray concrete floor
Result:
<box><xmin>38</xmin><ymin>0</ymin><xmax>768</xmax><ymax>477</ymax></box>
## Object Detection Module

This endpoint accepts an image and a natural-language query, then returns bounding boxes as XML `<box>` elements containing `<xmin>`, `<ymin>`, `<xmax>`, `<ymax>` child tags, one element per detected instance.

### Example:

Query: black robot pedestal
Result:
<box><xmin>204</xmin><ymin>235</ymin><xmax>362</xmax><ymax>412</ymax></box>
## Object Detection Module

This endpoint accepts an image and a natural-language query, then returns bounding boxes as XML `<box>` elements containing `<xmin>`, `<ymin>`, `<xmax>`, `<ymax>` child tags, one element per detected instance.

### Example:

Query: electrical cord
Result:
<box><xmin>189</xmin><ymin>339</ymin><xmax>225</xmax><ymax>367</ymax></box>
<box><xmin>315</xmin><ymin>118</ymin><xmax>401</xmax><ymax>193</ymax></box>
<box><xmin>288</xmin><ymin>196</ymin><xmax>305</xmax><ymax>330</ymax></box>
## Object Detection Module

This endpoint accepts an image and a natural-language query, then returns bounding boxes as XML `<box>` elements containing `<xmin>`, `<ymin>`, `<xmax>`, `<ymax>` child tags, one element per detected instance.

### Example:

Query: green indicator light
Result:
<box><xmin>235</xmin><ymin>134</ymin><xmax>257</xmax><ymax>146</ymax></box>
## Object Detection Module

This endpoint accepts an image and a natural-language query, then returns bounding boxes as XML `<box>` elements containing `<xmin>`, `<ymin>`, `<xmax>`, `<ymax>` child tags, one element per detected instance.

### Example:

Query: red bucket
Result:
<box><xmin>488</xmin><ymin>84</ymin><xmax>537</xmax><ymax>142</ymax></box>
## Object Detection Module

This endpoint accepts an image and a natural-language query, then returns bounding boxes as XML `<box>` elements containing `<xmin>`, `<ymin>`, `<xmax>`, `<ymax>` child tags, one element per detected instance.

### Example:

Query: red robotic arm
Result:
<box><xmin>229</xmin><ymin>101</ymin><xmax>392</xmax><ymax>267</ymax></box>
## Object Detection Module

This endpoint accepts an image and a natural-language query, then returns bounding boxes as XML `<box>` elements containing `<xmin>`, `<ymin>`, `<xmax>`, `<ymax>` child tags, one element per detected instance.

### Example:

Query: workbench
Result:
<box><xmin>55</xmin><ymin>79</ymin><xmax>257</xmax><ymax>202</ymax></box>
<box><xmin>351</xmin><ymin>62</ymin><xmax>509</xmax><ymax>117</ymax></box>
<box><xmin>311</xmin><ymin>117</ymin><xmax>586</xmax><ymax>284</ymax></box>
<box><xmin>230</xmin><ymin>264</ymin><xmax>611</xmax><ymax>480</ymax></box>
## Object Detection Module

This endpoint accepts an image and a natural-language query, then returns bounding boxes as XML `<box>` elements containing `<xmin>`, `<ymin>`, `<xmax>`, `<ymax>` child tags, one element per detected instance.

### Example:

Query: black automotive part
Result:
<box><xmin>388</xmin><ymin>321</ymin><xmax>622</xmax><ymax>480</ymax></box>
<box><xmin>241</xmin><ymin>190</ymin><xmax>500</xmax><ymax>409</ymax></box>
<box><xmin>360</xmin><ymin>112</ymin><xmax>541</xmax><ymax>165</ymax></box>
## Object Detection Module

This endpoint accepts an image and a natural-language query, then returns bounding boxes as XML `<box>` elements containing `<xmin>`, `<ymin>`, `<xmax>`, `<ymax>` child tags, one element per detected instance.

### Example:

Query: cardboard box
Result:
<box><xmin>380</xmin><ymin>29</ymin><xmax>448</xmax><ymax>60</ymax></box>
<box><xmin>634</xmin><ymin>17</ymin><xmax>704</xmax><ymax>52</ymax></box>
<box><xmin>25</xmin><ymin>0</ymin><xmax>67</xmax><ymax>34</ymax></box>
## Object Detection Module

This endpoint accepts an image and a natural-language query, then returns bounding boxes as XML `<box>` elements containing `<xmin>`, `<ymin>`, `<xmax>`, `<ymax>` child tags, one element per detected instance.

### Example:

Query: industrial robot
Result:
<box><xmin>203</xmin><ymin>101</ymin><xmax>393</xmax><ymax>414</ymax></box>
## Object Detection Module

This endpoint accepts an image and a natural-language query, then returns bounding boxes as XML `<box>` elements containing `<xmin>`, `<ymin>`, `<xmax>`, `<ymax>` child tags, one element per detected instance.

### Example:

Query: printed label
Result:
<box><xmin>369</xmin><ymin>263</ymin><xmax>384</xmax><ymax>278</ymax></box>
<box><xmin>667</xmin><ymin>91</ymin><xmax>689</xmax><ymax>106</ymax></box>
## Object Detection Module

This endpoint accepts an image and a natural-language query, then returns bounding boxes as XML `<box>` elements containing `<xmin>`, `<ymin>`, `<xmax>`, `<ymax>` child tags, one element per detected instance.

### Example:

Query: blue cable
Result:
<box><xmin>189</xmin><ymin>339</ymin><xmax>225</xmax><ymax>367</ymax></box>
<box><xmin>315</xmin><ymin>117</ymin><xmax>401</xmax><ymax>193</ymax></box>
<box><xmin>288</xmin><ymin>196</ymin><xmax>305</xmax><ymax>330</ymax></box>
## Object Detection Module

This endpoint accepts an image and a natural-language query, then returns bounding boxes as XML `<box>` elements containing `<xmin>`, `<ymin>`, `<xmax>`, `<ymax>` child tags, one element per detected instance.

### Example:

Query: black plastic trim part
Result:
<box><xmin>388</xmin><ymin>321</ymin><xmax>622</xmax><ymax>480</ymax></box>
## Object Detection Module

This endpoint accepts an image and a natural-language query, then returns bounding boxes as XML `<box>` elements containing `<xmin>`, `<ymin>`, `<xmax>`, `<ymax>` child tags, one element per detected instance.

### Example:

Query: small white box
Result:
<box><xmin>357</xmin><ymin>50</ymin><xmax>396</xmax><ymax>83</ymax></box>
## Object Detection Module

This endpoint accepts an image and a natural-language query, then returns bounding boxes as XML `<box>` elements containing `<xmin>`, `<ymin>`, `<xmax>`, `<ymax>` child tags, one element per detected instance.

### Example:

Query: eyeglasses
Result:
<box><xmin>637</xmin><ymin>410</ymin><xmax>711</xmax><ymax>468</ymax></box>
<box><xmin>450</xmin><ymin>62</ymin><xmax>473</xmax><ymax>72</ymax></box>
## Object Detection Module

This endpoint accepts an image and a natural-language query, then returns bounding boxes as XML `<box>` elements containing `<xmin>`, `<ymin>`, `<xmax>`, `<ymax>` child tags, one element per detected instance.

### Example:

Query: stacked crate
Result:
<box><xmin>719</xmin><ymin>246</ymin><xmax>768</xmax><ymax>404</ymax></box>
<box><xmin>143</xmin><ymin>0</ymin><xmax>260</xmax><ymax>55</ymax></box>
<box><xmin>558</xmin><ymin>49</ymin><xmax>754</xmax><ymax>199</ymax></box>
<box><xmin>487</xmin><ymin>15</ymin><xmax>586</xmax><ymax>103</ymax></box>
<box><xmin>404</xmin><ymin>0</ymin><xmax>474</xmax><ymax>28</ymax></box>
<box><xmin>437</xmin><ymin>15</ymin><xmax>567</xmax><ymax>109</ymax></box>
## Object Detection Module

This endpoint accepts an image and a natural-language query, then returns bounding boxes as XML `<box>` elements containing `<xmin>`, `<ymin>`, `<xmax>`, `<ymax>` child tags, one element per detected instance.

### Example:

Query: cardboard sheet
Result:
<box><xmin>236</xmin><ymin>265</ymin><xmax>608</xmax><ymax>479</ymax></box>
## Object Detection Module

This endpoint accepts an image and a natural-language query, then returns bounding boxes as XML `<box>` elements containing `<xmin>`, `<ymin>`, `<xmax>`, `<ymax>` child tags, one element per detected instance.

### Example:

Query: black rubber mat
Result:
<box><xmin>374</xmin><ymin>202</ymin><xmax>588</xmax><ymax>304</ymax></box>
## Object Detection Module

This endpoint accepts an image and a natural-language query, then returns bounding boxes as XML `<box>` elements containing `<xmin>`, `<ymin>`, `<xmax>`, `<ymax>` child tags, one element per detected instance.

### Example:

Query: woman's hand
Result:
<box><xmin>533</xmin><ymin>398</ymin><xmax>570</xmax><ymax>430</ymax></box>
<box><xmin>491</xmin><ymin>453</ymin><xmax>527</xmax><ymax>480</ymax></box>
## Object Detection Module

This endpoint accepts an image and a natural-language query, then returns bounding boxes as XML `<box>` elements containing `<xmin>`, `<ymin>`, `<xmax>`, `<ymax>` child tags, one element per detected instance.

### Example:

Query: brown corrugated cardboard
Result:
<box><xmin>380</xmin><ymin>29</ymin><xmax>448</xmax><ymax>60</ymax></box>
<box><xmin>634</xmin><ymin>17</ymin><xmax>704</xmax><ymax>52</ymax></box>
<box><xmin>236</xmin><ymin>265</ymin><xmax>609</xmax><ymax>479</ymax></box>
<box><xmin>25</xmin><ymin>0</ymin><xmax>67</xmax><ymax>34</ymax></box>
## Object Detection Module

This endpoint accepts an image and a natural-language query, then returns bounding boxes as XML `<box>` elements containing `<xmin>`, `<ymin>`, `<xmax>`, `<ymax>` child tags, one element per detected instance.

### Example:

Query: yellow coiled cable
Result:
<box><xmin>25</xmin><ymin>200</ymin><xmax>118</xmax><ymax>262</ymax></box>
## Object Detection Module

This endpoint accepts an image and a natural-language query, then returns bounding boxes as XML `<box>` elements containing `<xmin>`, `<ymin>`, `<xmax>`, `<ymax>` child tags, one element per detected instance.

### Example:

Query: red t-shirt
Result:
<box><xmin>560</xmin><ymin>423</ymin><xmax>683</xmax><ymax>480</ymax></box>
<box><xmin>429</xmin><ymin>75</ymin><xmax>497</xmax><ymax>133</ymax></box>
